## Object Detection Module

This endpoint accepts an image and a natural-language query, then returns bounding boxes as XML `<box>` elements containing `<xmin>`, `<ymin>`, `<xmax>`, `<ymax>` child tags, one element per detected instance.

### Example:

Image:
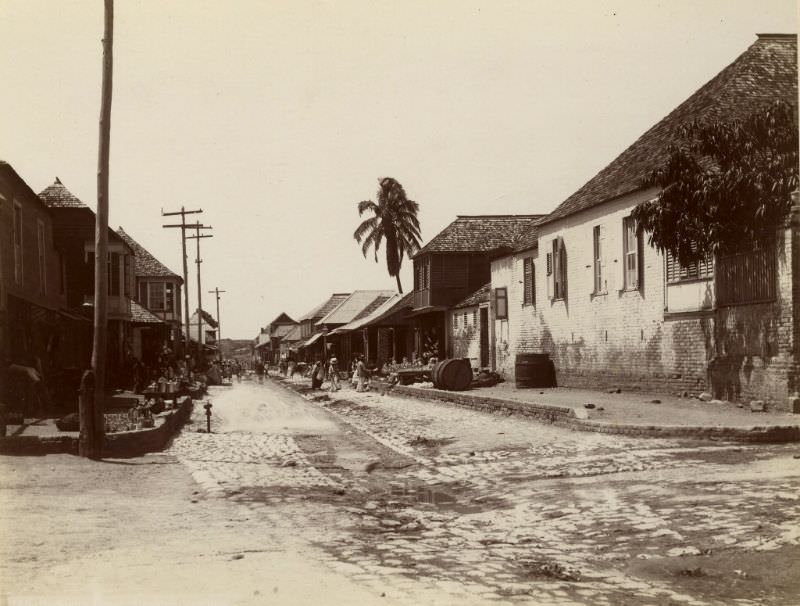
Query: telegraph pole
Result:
<box><xmin>162</xmin><ymin>207</ymin><xmax>202</xmax><ymax>358</ymax></box>
<box><xmin>187</xmin><ymin>223</ymin><xmax>212</xmax><ymax>360</ymax></box>
<box><xmin>81</xmin><ymin>0</ymin><xmax>113</xmax><ymax>459</ymax></box>
<box><xmin>208</xmin><ymin>287</ymin><xmax>226</xmax><ymax>359</ymax></box>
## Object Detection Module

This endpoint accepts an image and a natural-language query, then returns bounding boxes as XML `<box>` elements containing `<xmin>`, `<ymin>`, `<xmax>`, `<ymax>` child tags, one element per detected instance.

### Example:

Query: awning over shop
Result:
<box><xmin>130</xmin><ymin>300</ymin><xmax>167</xmax><ymax>325</ymax></box>
<box><xmin>301</xmin><ymin>332</ymin><xmax>324</xmax><ymax>348</ymax></box>
<box><xmin>406</xmin><ymin>305</ymin><xmax>448</xmax><ymax>318</ymax></box>
<box><xmin>329</xmin><ymin>293</ymin><xmax>404</xmax><ymax>335</ymax></box>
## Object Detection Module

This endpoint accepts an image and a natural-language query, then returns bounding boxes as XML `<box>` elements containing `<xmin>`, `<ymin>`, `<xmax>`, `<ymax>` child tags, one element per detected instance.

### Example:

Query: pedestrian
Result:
<box><xmin>310</xmin><ymin>359</ymin><xmax>324</xmax><ymax>389</ymax></box>
<box><xmin>356</xmin><ymin>355</ymin><xmax>368</xmax><ymax>392</ymax></box>
<box><xmin>328</xmin><ymin>357</ymin><xmax>340</xmax><ymax>392</ymax></box>
<box><xmin>255</xmin><ymin>360</ymin><xmax>265</xmax><ymax>383</ymax></box>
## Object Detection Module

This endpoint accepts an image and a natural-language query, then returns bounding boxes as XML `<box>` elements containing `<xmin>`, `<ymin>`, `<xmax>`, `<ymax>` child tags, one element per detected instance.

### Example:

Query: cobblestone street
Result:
<box><xmin>162</xmin><ymin>378</ymin><xmax>800</xmax><ymax>605</ymax></box>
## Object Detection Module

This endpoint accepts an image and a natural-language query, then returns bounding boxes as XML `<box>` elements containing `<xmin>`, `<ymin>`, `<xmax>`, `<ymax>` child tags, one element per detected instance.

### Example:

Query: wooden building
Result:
<box><xmin>409</xmin><ymin>215</ymin><xmax>543</xmax><ymax>362</ymax></box>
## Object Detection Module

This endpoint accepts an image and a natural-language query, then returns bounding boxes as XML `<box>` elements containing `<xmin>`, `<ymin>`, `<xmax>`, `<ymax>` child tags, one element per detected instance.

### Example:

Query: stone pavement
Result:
<box><xmin>172</xmin><ymin>377</ymin><xmax>800</xmax><ymax>605</ymax></box>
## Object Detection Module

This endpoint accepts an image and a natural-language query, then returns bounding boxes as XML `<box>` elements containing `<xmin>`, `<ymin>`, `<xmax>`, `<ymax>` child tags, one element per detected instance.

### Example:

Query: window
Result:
<box><xmin>138</xmin><ymin>281</ymin><xmax>148</xmax><ymax>304</ymax></box>
<box><xmin>463</xmin><ymin>312</ymin><xmax>468</xmax><ymax>327</ymax></box>
<box><xmin>665</xmin><ymin>250</ymin><xmax>713</xmax><ymax>284</ymax></box>
<box><xmin>472</xmin><ymin>309</ymin><xmax>477</xmax><ymax>325</ymax></box>
<box><xmin>523</xmin><ymin>257</ymin><xmax>535</xmax><ymax>306</ymax></box>
<box><xmin>13</xmin><ymin>201</ymin><xmax>22</xmax><ymax>284</ymax></box>
<box><xmin>166</xmin><ymin>282</ymin><xmax>175</xmax><ymax>312</ymax></box>
<box><xmin>549</xmin><ymin>237</ymin><xmax>567</xmax><ymax>300</ymax></box>
<box><xmin>123</xmin><ymin>255</ymin><xmax>131</xmax><ymax>297</ymax></box>
<box><xmin>716</xmin><ymin>243</ymin><xmax>776</xmax><ymax>306</ymax></box>
<box><xmin>623</xmin><ymin>216</ymin><xmax>643</xmax><ymax>290</ymax></box>
<box><xmin>453</xmin><ymin>313</ymin><xmax>458</xmax><ymax>329</ymax></box>
<box><xmin>109</xmin><ymin>252</ymin><xmax>120</xmax><ymax>296</ymax></box>
<box><xmin>495</xmin><ymin>287</ymin><xmax>508</xmax><ymax>320</ymax></box>
<box><xmin>415</xmin><ymin>257</ymin><xmax>431</xmax><ymax>290</ymax></box>
<box><xmin>593</xmin><ymin>225</ymin><xmax>605</xmax><ymax>293</ymax></box>
<box><xmin>148</xmin><ymin>282</ymin><xmax>166</xmax><ymax>310</ymax></box>
<box><xmin>205</xmin><ymin>330</ymin><xmax>216</xmax><ymax>344</ymax></box>
<box><xmin>37</xmin><ymin>220</ymin><xmax>46</xmax><ymax>294</ymax></box>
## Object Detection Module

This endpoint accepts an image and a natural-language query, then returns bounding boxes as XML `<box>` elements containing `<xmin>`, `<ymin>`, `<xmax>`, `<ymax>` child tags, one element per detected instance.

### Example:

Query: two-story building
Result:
<box><xmin>490</xmin><ymin>33</ymin><xmax>799</xmax><ymax>409</ymax></box>
<box><xmin>0</xmin><ymin>162</ymin><xmax>90</xmax><ymax>410</ymax></box>
<box><xmin>38</xmin><ymin>177</ymin><xmax>134</xmax><ymax>384</ymax></box>
<box><xmin>117</xmin><ymin>227</ymin><xmax>182</xmax><ymax>364</ymax></box>
<box><xmin>410</xmin><ymin>215</ymin><xmax>543</xmax><ymax>362</ymax></box>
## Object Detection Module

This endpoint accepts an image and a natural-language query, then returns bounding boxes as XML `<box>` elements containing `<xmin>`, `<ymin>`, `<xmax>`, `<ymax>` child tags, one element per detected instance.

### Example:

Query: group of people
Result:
<box><xmin>306</xmin><ymin>354</ymin><xmax>370</xmax><ymax>393</ymax></box>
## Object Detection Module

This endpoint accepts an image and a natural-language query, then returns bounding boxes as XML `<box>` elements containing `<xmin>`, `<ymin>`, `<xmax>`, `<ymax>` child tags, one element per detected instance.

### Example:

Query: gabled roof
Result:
<box><xmin>271</xmin><ymin>324</ymin><xmax>295</xmax><ymax>339</ymax></box>
<box><xmin>318</xmin><ymin>290</ymin><xmax>396</xmax><ymax>327</ymax></box>
<box><xmin>542</xmin><ymin>34</ymin><xmax>798</xmax><ymax>226</ymax></box>
<box><xmin>414</xmin><ymin>215</ymin><xmax>545</xmax><ymax>258</ymax></box>
<box><xmin>453</xmin><ymin>283</ymin><xmax>490</xmax><ymax>309</ymax></box>
<box><xmin>366</xmin><ymin>292</ymin><xmax>414</xmax><ymax>326</ymax></box>
<box><xmin>329</xmin><ymin>293</ymin><xmax>404</xmax><ymax>334</ymax></box>
<box><xmin>299</xmin><ymin>293</ymin><xmax>351</xmax><ymax>322</ymax></box>
<box><xmin>38</xmin><ymin>177</ymin><xmax>87</xmax><ymax>208</ymax></box>
<box><xmin>270</xmin><ymin>312</ymin><xmax>296</xmax><ymax>325</ymax></box>
<box><xmin>117</xmin><ymin>227</ymin><xmax>181</xmax><ymax>280</ymax></box>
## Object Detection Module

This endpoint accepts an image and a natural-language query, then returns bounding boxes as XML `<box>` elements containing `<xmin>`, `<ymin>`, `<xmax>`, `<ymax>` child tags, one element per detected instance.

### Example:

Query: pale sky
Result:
<box><xmin>1</xmin><ymin>0</ymin><xmax>796</xmax><ymax>338</ymax></box>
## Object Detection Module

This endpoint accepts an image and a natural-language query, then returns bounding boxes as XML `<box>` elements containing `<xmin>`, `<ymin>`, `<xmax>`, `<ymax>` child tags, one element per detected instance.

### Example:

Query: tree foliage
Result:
<box><xmin>353</xmin><ymin>177</ymin><xmax>422</xmax><ymax>293</ymax></box>
<box><xmin>631</xmin><ymin>100</ymin><xmax>798</xmax><ymax>266</ymax></box>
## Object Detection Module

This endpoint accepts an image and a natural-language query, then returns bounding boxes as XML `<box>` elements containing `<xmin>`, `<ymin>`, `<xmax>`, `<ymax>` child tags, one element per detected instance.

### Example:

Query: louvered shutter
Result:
<box><xmin>546</xmin><ymin>251</ymin><xmax>554</xmax><ymax>300</ymax></box>
<box><xmin>523</xmin><ymin>257</ymin><xmax>533</xmax><ymax>305</ymax></box>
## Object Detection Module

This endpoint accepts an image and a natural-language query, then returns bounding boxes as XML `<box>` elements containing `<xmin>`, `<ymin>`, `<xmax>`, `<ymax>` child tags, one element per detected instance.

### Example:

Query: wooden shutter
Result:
<box><xmin>546</xmin><ymin>250</ymin><xmax>554</xmax><ymax>300</ymax></box>
<box><xmin>599</xmin><ymin>225</ymin><xmax>607</xmax><ymax>292</ymax></box>
<box><xmin>523</xmin><ymin>257</ymin><xmax>533</xmax><ymax>306</ymax></box>
<box><xmin>560</xmin><ymin>238</ymin><xmax>568</xmax><ymax>300</ymax></box>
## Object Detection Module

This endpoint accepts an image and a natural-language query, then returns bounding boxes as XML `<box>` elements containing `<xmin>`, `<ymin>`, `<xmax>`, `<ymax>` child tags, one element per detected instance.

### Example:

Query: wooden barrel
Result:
<box><xmin>432</xmin><ymin>360</ymin><xmax>448</xmax><ymax>388</ymax></box>
<box><xmin>437</xmin><ymin>358</ymin><xmax>473</xmax><ymax>391</ymax></box>
<box><xmin>515</xmin><ymin>353</ymin><xmax>557</xmax><ymax>388</ymax></box>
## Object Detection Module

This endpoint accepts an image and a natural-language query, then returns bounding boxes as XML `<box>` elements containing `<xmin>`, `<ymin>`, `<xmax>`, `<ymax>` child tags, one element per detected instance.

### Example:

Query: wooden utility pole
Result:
<box><xmin>208</xmin><ymin>287</ymin><xmax>226</xmax><ymax>359</ymax></box>
<box><xmin>162</xmin><ymin>208</ymin><xmax>202</xmax><ymax>358</ymax></box>
<box><xmin>81</xmin><ymin>0</ymin><xmax>114</xmax><ymax>459</ymax></box>
<box><xmin>187</xmin><ymin>223</ymin><xmax>212</xmax><ymax>359</ymax></box>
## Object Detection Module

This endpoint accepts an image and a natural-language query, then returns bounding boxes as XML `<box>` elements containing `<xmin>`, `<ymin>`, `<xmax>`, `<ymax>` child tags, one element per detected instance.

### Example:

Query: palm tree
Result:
<box><xmin>354</xmin><ymin>178</ymin><xmax>422</xmax><ymax>293</ymax></box>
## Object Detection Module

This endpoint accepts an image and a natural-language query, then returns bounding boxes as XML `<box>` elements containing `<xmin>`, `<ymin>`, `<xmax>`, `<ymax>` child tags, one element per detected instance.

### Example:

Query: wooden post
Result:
<box><xmin>82</xmin><ymin>0</ymin><xmax>113</xmax><ymax>459</ymax></box>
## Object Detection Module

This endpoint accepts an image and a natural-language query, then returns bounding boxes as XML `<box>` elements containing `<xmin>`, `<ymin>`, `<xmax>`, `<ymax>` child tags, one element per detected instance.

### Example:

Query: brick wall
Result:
<box><xmin>491</xmin><ymin>189</ymin><xmax>798</xmax><ymax>410</ymax></box>
<box><xmin>447</xmin><ymin>305</ymin><xmax>481</xmax><ymax>366</ymax></box>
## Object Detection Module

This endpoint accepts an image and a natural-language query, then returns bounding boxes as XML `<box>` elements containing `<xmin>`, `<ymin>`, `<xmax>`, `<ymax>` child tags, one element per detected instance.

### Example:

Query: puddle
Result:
<box><xmin>389</xmin><ymin>482</ymin><xmax>457</xmax><ymax>506</ymax></box>
<box><xmin>381</xmin><ymin>481</ymin><xmax>501</xmax><ymax>514</ymax></box>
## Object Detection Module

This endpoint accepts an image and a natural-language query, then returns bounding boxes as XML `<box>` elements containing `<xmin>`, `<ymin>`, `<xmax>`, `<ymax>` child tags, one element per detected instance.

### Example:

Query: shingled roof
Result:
<box><xmin>299</xmin><ymin>293</ymin><xmax>351</xmax><ymax>322</ymax></box>
<box><xmin>453</xmin><ymin>283</ymin><xmax>490</xmax><ymax>309</ymax></box>
<box><xmin>116</xmin><ymin>227</ymin><xmax>181</xmax><ymax>280</ymax></box>
<box><xmin>414</xmin><ymin>215</ymin><xmax>545</xmax><ymax>258</ymax></box>
<box><xmin>542</xmin><ymin>34</ymin><xmax>798</xmax><ymax>226</ymax></box>
<box><xmin>38</xmin><ymin>177</ymin><xmax>87</xmax><ymax>208</ymax></box>
<box><xmin>130</xmin><ymin>299</ymin><xmax>165</xmax><ymax>324</ymax></box>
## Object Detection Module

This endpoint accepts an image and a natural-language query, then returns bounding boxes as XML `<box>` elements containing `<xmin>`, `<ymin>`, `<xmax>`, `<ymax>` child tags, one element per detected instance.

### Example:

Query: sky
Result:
<box><xmin>1</xmin><ymin>0</ymin><xmax>796</xmax><ymax>338</ymax></box>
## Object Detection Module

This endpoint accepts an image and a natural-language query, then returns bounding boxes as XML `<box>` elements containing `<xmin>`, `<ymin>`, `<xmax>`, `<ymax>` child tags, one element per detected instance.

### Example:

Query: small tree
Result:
<box><xmin>632</xmin><ymin>101</ymin><xmax>798</xmax><ymax>266</ymax></box>
<box><xmin>354</xmin><ymin>178</ymin><xmax>422</xmax><ymax>293</ymax></box>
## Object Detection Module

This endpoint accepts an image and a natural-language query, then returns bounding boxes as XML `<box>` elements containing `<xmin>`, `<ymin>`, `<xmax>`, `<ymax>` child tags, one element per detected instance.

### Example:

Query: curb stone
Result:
<box><xmin>0</xmin><ymin>396</ymin><xmax>195</xmax><ymax>457</ymax></box>
<box><xmin>375</xmin><ymin>382</ymin><xmax>800</xmax><ymax>444</ymax></box>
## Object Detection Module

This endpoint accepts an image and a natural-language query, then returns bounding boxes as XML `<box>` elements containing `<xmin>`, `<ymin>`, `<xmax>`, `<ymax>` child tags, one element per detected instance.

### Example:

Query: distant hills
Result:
<box><xmin>217</xmin><ymin>338</ymin><xmax>253</xmax><ymax>361</ymax></box>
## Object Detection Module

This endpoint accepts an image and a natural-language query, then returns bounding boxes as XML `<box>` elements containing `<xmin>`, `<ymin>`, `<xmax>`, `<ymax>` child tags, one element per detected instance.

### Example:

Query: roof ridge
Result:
<box><xmin>539</xmin><ymin>34</ymin><xmax>797</xmax><ymax>225</ymax></box>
